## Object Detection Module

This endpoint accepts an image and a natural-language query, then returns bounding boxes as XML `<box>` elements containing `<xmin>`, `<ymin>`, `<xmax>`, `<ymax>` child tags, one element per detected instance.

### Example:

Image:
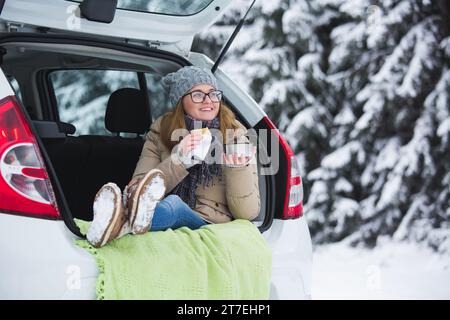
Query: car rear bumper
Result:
<box><xmin>264</xmin><ymin>218</ymin><xmax>313</xmax><ymax>299</ymax></box>
<box><xmin>0</xmin><ymin>213</ymin><xmax>97</xmax><ymax>299</ymax></box>
<box><xmin>0</xmin><ymin>213</ymin><xmax>313</xmax><ymax>299</ymax></box>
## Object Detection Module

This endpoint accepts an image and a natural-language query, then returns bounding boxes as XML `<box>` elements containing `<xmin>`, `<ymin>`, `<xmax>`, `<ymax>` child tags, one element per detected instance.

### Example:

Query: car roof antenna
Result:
<box><xmin>211</xmin><ymin>0</ymin><xmax>256</xmax><ymax>74</ymax></box>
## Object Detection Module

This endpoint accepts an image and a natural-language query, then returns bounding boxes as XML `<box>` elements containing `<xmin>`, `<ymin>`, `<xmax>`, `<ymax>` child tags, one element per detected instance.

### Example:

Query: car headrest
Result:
<box><xmin>105</xmin><ymin>88</ymin><xmax>151</xmax><ymax>134</ymax></box>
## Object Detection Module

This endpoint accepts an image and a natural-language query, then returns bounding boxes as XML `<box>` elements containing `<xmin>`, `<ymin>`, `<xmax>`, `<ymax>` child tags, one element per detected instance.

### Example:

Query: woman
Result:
<box><xmin>86</xmin><ymin>66</ymin><xmax>260</xmax><ymax>248</ymax></box>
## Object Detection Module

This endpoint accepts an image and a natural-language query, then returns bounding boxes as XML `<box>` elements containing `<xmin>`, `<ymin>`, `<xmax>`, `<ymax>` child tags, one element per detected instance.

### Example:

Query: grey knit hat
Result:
<box><xmin>162</xmin><ymin>66</ymin><xmax>218</xmax><ymax>106</ymax></box>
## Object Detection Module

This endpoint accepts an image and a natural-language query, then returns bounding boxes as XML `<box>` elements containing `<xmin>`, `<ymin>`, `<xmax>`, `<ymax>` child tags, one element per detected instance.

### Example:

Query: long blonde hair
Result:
<box><xmin>160</xmin><ymin>101</ymin><xmax>241</xmax><ymax>151</ymax></box>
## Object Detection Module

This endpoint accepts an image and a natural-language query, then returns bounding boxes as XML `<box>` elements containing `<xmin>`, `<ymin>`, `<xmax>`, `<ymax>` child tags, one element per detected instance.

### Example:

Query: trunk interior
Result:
<box><xmin>0</xmin><ymin>35</ymin><xmax>271</xmax><ymax>232</ymax></box>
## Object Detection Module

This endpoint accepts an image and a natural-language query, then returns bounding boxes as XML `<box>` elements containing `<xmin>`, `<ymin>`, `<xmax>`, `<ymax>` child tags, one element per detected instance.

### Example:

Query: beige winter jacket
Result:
<box><xmin>131</xmin><ymin>115</ymin><xmax>260</xmax><ymax>223</ymax></box>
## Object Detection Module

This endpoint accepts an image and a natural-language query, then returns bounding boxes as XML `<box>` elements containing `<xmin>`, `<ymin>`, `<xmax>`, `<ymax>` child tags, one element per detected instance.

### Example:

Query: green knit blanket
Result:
<box><xmin>75</xmin><ymin>219</ymin><xmax>272</xmax><ymax>300</ymax></box>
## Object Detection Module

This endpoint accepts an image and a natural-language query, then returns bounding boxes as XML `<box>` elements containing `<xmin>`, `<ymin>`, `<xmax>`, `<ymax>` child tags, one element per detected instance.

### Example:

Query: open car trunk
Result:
<box><xmin>0</xmin><ymin>34</ymin><xmax>271</xmax><ymax>235</ymax></box>
<box><xmin>37</xmin><ymin>125</ymin><xmax>145</xmax><ymax>222</ymax></box>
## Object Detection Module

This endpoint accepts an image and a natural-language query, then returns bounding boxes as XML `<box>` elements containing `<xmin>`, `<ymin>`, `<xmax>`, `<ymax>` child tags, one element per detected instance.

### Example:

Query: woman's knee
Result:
<box><xmin>164</xmin><ymin>195</ymin><xmax>187</xmax><ymax>209</ymax></box>
<box><xmin>165</xmin><ymin>194</ymin><xmax>181</xmax><ymax>202</ymax></box>
<box><xmin>156</xmin><ymin>195</ymin><xmax>183</xmax><ymax>216</ymax></box>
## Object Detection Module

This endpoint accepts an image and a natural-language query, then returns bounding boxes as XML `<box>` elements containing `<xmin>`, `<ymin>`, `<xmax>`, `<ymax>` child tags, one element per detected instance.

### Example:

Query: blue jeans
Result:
<box><xmin>149</xmin><ymin>195</ymin><xmax>209</xmax><ymax>231</ymax></box>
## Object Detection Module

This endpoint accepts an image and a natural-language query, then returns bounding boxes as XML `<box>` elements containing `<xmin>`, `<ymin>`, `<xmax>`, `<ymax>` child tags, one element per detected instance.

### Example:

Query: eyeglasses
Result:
<box><xmin>184</xmin><ymin>90</ymin><xmax>223</xmax><ymax>103</ymax></box>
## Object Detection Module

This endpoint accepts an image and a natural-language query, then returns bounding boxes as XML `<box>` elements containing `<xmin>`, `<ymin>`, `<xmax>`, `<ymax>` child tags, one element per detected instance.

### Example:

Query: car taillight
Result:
<box><xmin>263</xmin><ymin>116</ymin><xmax>304</xmax><ymax>219</ymax></box>
<box><xmin>0</xmin><ymin>96</ymin><xmax>60</xmax><ymax>219</ymax></box>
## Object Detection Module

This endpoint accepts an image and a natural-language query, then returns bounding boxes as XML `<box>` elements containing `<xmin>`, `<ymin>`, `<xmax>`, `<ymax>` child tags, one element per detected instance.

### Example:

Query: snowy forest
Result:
<box><xmin>194</xmin><ymin>0</ymin><xmax>450</xmax><ymax>253</ymax></box>
<box><xmin>52</xmin><ymin>0</ymin><xmax>450</xmax><ymax>254</ymax></box>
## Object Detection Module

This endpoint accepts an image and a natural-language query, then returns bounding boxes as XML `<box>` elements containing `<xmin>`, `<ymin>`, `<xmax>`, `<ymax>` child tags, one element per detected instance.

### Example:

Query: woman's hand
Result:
<box><xmin>178</xmin><ymin>131</ymin><xmax>203</xmax><ymax>156</ymax></box>
<box><xmin>223</xmin><ymin>146</ymin><xmax>257</xmax><ymax>167</ymax></box>
<box><xmin>174</xmin><ymin>131</ymin><xmax>204</xmax><ymax>168</ymax></box>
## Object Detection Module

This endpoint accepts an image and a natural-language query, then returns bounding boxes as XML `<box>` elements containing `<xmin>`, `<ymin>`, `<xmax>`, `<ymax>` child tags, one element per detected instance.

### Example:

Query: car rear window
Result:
<box><xmin>68</xmin><ymin>0</ymin><xmax>214</xmax><ymax>16</ymax></box>
<box><xmin>49</xmin><ymin>69</ymin><xmax>171</xmax><ymax>136</ymax></box>
<box><xmin>49</xmin><ymin>69</ymin><xmax>140</xmax><ymax>135</ymax></box>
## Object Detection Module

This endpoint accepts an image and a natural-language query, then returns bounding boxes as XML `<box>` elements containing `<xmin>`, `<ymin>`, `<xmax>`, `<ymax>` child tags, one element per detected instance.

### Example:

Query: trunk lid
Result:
<box><xmin>0</xmin><ymin>0</ymin><xmax>234</xmax><ymax>56</ymax></box>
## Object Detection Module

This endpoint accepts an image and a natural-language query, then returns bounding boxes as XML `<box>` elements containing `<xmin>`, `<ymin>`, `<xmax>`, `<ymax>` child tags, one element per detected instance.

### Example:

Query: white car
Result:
<box><xmin>0</xmin><ymin>0</ymin><xmax>312</xmax><ymax>299</ymax></box>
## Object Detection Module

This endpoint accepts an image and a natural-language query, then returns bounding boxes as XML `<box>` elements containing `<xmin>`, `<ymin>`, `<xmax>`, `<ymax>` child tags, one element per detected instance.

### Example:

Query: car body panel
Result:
<box><xmin>0</xmin><ymin>70</ymin><xmax>14</xmax><ymax>97</ymax></box>
<box><xmin>0</xmin><ymin>211</ymin><xmax>312</xmax><ymax>299</ymax></box>
<box><xmin>0</xmin><ymin>214</ymin><xmax>97</xmax><ymax>299</ymax></box>
<box><xmin>0</xmin><ymin>0</ymin><xmax>234</xmax><ymax>56</ymax></box>
<box><xmin>264</xmin><ymin>218</ymin><xmax>313</xmax><ymax>299</ymax></box>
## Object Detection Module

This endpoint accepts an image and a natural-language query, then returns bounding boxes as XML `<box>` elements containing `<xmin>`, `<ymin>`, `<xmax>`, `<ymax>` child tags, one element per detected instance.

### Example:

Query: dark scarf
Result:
<box><xmin>170</xmin><ymin>114</ymin><xmax>222</xmax><ymax>209</ymax></box>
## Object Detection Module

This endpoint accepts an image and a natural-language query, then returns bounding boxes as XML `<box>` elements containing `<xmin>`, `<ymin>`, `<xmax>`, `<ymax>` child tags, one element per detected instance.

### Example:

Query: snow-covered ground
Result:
<box><xmin>312</xmin><ymin>240</ymin><xmax>450</xmax><ymax>299</ymax></box>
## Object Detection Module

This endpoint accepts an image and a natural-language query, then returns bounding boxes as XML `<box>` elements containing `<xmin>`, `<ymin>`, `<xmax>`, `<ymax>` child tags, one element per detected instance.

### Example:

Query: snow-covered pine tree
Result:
<box><xmin>302</xmin><ymin>0</ymin><xmax>450</xmax><ymax>252</ymax></box>
<box><xmin>194</xmin><ymin>0</ymin><xmax>450</xmax><ymax>252</ymax></box>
